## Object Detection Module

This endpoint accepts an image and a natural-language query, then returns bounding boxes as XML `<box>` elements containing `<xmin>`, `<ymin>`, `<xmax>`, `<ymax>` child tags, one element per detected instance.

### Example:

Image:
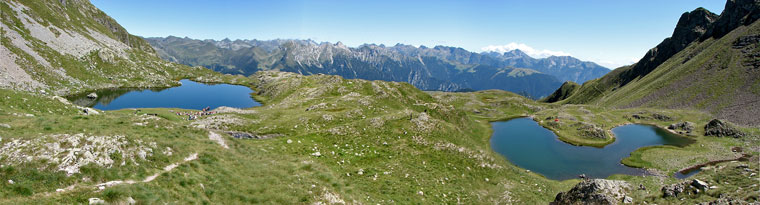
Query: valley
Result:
<box><xmin>0</xmin><ymin>0</ymin><xmax>758</xmax><ymax>204</ymax></box>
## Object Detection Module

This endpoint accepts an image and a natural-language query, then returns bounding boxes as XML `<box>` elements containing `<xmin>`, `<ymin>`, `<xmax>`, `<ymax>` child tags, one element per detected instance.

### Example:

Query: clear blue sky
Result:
<box><xmin>92</xmin><ymin>0</ymin><xmax>726</xmax><ymax>68</ymax></box>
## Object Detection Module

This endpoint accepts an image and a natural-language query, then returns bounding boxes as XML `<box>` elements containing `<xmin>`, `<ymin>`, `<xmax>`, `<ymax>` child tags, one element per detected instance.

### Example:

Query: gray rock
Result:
<box><xmin>698</xmin><ymin>196</ymin><xmax>749</xmax><ymax>205</ymax></box>
<box><xmin>0</xmin><ymin>124</ymin><xmax>10</xmax><ymax>129</ymax></box>
<box><xmin>691</xmin><ymin>179</ymin><xmax>709</xmax><ymax>190</ymax></box>
<box><xmin>88</xmin><ymin>198</ymin><xmax>105</xmax><ymax>205</ymax></box>
<box><xmin>125</xmin><ymin>196</ymin><xmax>136</xmax><ymax>204</ymax></box>
<box><xmin>704</xmin><ymin>119</ymin><xmax>745</xmax><ymax>138</ymax></box>
<box><xmin>668</xmin><ymin>121</ymin><xmax>695</xmax><ymax>133</ymax></box>
<box><xmin>575</xmin><ymin>122</ymin><xmax>609</xmax><ymax>139</ymax></box>
<box><xmin>226</xmin><ymin>131</ymin><xmax>283</xmax><ymax>140</ymax></box>
<box><xmin>622</xmin><ymin>196</ymin><xmax>633</xmax><ymax>204</ymax></box>
<box><xmin>661</xmin><ymin>182</ymin><xmax>686</xmax><ymax>197</ymax></box>
<box><xmin>86</xmin><ymin>92</ymin><xmax>98</xmax><ymax>99</ymax></box>
<box><xmin>82</xmin><ymin>107</ymin><xmax>100</xmax><ymax>115</ymax></box>
<box><xmin>631</xmin><ymin>114</ymin><xmax>647</xmax><ymax>120</ymax></box>
<box><xmin>662</xmin><ymin>179</ymin><xmax>712</xmax><ymax>198</ymax></box>
<box><xmin>553</xmin><ymin>179</ymin><xmax>630</xmax><ymax>205</ymax></box>
<box><xmin>651</xmin><ymin>113</ymin><xmax>672</xmax><ymax>121</ymax></box>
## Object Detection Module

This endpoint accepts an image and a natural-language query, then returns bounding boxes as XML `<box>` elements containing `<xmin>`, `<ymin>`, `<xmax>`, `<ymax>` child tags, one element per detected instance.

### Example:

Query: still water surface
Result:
<box><xmin>68</xmin><ymin>79</ymin><xmax>261</xmax><ymax>110</ymax></box>
<box><xmin>490</xmin><ymin>117</ymin><xmax>694</xmax><ymax>180</ymax></box>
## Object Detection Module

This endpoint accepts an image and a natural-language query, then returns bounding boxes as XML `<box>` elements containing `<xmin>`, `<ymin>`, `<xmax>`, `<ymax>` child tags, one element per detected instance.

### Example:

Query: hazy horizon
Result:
<box><xmin>93</xmin><ymin>0</ymin><xmax>725</xmax><ymax>68</ymax></box>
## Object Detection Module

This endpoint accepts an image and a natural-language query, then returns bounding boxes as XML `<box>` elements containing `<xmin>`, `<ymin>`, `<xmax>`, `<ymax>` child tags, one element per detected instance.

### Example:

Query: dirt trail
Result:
<box><xmin>208</xmin><ymin>131</ymin><xmax>229</xmax><ymax>149</ymax></box>
<box><xmin>43</xmin><ymin>152</ymin><xmax>199</xmax><ymax>196</ymax></box>
<box><xmin>141</xmin><ymin>153</ymin><xmax>198</xmax><ymax>183</ymax></box>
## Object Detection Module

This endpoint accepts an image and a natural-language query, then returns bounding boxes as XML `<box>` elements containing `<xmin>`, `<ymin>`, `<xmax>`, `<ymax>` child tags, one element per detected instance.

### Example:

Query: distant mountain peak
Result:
<box><xmin>502</xmin><ymin>49</ymin><xmax>532</xmax><ymax>59</ymax></box>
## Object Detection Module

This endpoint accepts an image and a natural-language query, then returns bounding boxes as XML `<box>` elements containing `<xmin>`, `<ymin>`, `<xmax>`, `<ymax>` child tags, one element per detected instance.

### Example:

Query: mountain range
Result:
<box><xmin>544</xmin><ymin>0</ymin><xmax>760</xmax><ymax>126</ymax></box>
<box><xmin>1</xmin><ymin>0</ymin><xmax>759</xmax><ymax>204</ymax></box>
<box><xmin>145</xmin><ymin>37</ymin><xmax>611</xmax><ymax>98</ymax></box>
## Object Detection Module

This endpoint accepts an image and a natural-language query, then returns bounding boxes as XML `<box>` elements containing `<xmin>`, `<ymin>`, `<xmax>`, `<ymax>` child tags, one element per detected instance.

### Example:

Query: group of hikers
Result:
<box><xmin>176</xmin><ymin>106</ymin><xmax>215</xmax><ymax>120</ymax></box>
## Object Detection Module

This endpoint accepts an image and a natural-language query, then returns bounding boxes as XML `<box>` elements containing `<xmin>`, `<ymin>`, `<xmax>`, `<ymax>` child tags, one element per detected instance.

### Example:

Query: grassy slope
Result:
<box><xmin>540</xmin><ymin>81</ymin><xmax>579</xmax><ymax>103</ymax></box>
<box><xmin>598</xmin><ymin>21</ymin><xmax>760</xmax><ymax>116</ymax></box>
<box><xmin>0</xmin><ymin>72</ymin><xmax>580</xmax><ymax>204</ymax></box>
<box><xmin>1</xmin><ymin>71</ymin><xmax>757</xmax><ymax>204</ymax></box>
<box><xmin>0</xmin><ymin>0</ymin><xmax>231</xmax><ymax>95</ymax></box>
<box><xmin>558</xmin><ymin>21</ymin><xmax>760</xmax><ymax>126</ymax></box>
<box><xmin>0</xmin><ymin>0</ymin><xmax>757</xmax><ymax>203</ymax></box>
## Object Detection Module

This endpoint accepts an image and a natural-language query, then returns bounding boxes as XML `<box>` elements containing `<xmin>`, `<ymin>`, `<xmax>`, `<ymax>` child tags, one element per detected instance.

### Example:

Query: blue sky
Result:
<box><xmin>92</xmin><ymin>0</ymin><xmax>725</xmax><ymax>68</ymax></box>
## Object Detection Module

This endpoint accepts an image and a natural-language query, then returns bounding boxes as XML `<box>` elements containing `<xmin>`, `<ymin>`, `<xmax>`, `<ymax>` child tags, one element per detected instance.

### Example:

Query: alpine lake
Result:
<box><xmin>67</xmin><ymin>79</ymin><xmax>261</xmax><ymax>110</ymax></box>
<box><xmin>490</xmin><ymin>117</ymin><xmax>695</xmax><ymax>180</ymax></box>
<box><xmin>70</xmin><ymin>81</ymin><xmax>697</xmax><ymax>181</ymax></box>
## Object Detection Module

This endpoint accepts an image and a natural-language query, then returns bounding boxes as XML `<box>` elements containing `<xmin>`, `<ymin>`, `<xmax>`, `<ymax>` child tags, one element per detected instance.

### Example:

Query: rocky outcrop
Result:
<box><xmin>703</xmin><ymin>0</ymin><xmax>760</xmax><ymax>39</ymax></box>
<box><xmin>552</xmin><ymin>0</ymin><xmax>760</xmax><ymax>127</ymax></box>
<box><xmin>618</xmin><ymin>8</ymin><xmax>718</xmax><ymax>86</ymax></box>
<box><xmin>698</xmin><ymin>196</ymin><xmax>753</xmax><ymax>205</ymax></box>
<box><xmin>552</xmin><ymin>179</ymin><xmax>631</xmax><ymax>205</ymax></box>
<box><xmin>575</xmin><ymin>122</ymin><xmax>609</xmax><ymax>139</ymax></box>
<box><xmin>0</xmin><ymin>134</ymin><xmax>156</xmax><ymax>175</ymax></box>
<box><xmin>704</xmin><ymin>119</ymin><xmax>746</xmax><ymax>138</ymax></box>
<box><xmin>226</xmin><ymin>131</ymin><xmax>283</xmax><ymax>140</ymax></box>
<box><xmin>668</xmin><ymin>121</ymin><xmax>695</xmax><ymax>133</ymax></box>
<box><xmin>620</xmin><ymin>0</ymin><xmax>759</xmax><ymax>85</ymax></box>
<box><xmin>629</xmin><ymin>112</ymin><xmax>672</xmax><ymax>121</ymax></box>
<box><xmin>651</xmin><ymin>113</ymin><xmax>673</xmax><ymax>121</ymax></box>
<box><xmin>661</xmin><ymin>179</ymin><xmax>712</xmax><ymax>198</ymax></box>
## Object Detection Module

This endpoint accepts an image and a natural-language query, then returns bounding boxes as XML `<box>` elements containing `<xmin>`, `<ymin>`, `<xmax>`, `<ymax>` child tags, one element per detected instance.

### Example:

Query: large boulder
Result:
<box><xmin>552</xmin><ymin>179</ymin><xmax>631</xmax><ymax>205</ymax></box>
<box><xmin>661</xmin><ymin>179</ymin><xmax>711</xmax><ymax>198</ymax></box>
<box><xmin>668</xmin><ymin>121</ymin><xmax>695</xmax><ymax>133</ymax></box>
<box><xmin>704</xmin><ymin>119</ymin><xmax>746</xmax><ymax>138</ymax></box>
<box><xmin>651</xmin><ymin>113</ymin><xmax>672</xmax><ymax>121</ymax></box>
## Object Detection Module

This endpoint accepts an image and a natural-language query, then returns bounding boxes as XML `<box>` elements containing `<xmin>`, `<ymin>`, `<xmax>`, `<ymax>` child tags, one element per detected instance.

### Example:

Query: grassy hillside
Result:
<box><xmin>596</xmin><ymin>21</ymin><xmax>760</xmax><ymax>126</ymax></box>
<box><xmin>2</xmin><ymin>71</ymin><xmax>757</xmax><ymax>204</ymax></box>
<box><xmin>0</xmin><ymin>72</ymin><xmax>581</xmax><ymax>204</ymax></box>
<box><xmin>561</xmin><ymin>21</ymin><xmax>760</xmax><ymax>126</ymax></box>
<box><xmin>551</xmin><ymin>1</ymin><xmax>760</xmax><ymax>127</ymax></box>
<box><xmin>0</xmin><ymin>0</ymin><xmax>223</xmax><ymax>95</ymax></box>
<box><xmin>1</xmin><ymin>0</ymin><xmax>757</xmax><ymax>204</ymax></box>
<box><xmin>540</xmin><ymin>81</ymin><xmax>580</xmax><ymax>103</ymax></box>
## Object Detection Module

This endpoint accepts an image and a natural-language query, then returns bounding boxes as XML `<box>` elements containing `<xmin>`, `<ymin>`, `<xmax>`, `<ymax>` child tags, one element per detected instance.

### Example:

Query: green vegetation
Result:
<box><xmin>1</xmin><ymin>0</ymin><xmax>757</xmax><ymax>204</ymax></box>
<box><xmin>540</xmin><ymin>81</ymin><xmax>579</xmax><ymax>103</ymax></box>
<box><xmin>1</xmin><ymin>72</ymin><xmax>581</xmax><ymax>204</ymax></box>
<box><xmin>556</xmin><ymin>16</ymin><xmax>760</xmax><ymax>127</ymax></box>
<box><xmin>1</xmin><ymin>69</ymin><xmax>757</xmax><ymax>204</ymax></box>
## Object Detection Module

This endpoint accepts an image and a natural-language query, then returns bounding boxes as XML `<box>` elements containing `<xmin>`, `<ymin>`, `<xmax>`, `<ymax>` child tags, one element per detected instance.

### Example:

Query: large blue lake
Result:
<box><xmin>490</xmin><ymin>117</ymin><xmax>694</xmax><ymax>180</ymax></box>
<box><xmin>69</xmin><ymin>79</ymin><xmax>261</xmax><ymax>110</ymax></box>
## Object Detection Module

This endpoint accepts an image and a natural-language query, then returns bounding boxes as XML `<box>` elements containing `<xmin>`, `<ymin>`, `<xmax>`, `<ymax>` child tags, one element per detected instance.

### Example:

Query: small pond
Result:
<box><xmin>68</xmin><ymin>79</ymin><xmax>261</xmax><ymax>110</ymax></box>
<box><xmin>490</xmin><ymin>117</ymin><xmax>694</xmax><ymax>180</ymax></box>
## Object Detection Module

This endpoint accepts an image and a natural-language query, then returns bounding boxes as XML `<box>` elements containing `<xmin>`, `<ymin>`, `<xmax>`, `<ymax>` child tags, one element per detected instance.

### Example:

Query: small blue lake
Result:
<box><xmin>69</xmin><ymin>79</ymin><xmax>261</xmax><ymax>110</ymax></box>
<box><xmin>490</xmin><ymin>117</ymin><xmax>694</xmax><ymax>180</ymax></box>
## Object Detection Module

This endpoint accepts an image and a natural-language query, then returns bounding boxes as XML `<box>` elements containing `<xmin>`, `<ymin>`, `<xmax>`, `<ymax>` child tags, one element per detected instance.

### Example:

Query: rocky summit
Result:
<box><xmin>552</xmin><ymin>179</ymin><xmax>631</xmax><ymax>205</ymax></box>
<box><xmin>546</xmin><ymin>0</ymin><xmax>760</xmax><ymax>127</ymax></box>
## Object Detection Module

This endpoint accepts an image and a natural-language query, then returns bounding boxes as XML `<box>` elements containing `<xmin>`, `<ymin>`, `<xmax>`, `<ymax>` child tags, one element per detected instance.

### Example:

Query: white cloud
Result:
<box><xmin>481</xmin><ymin>42</ymin><xmax>571</xmax><ymax>58</ymax></box>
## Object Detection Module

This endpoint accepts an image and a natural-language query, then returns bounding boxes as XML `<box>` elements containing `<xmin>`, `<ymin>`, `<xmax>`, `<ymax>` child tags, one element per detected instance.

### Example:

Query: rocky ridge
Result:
<box><xmin>146</xmin><ymin>37</ymin><xmax>612</xmax><ymax>98</ymax></box>
<box><xmin>552</xmin><ymin>179</ymin><xmax>631</xmax><ymax>205</ymax></box>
